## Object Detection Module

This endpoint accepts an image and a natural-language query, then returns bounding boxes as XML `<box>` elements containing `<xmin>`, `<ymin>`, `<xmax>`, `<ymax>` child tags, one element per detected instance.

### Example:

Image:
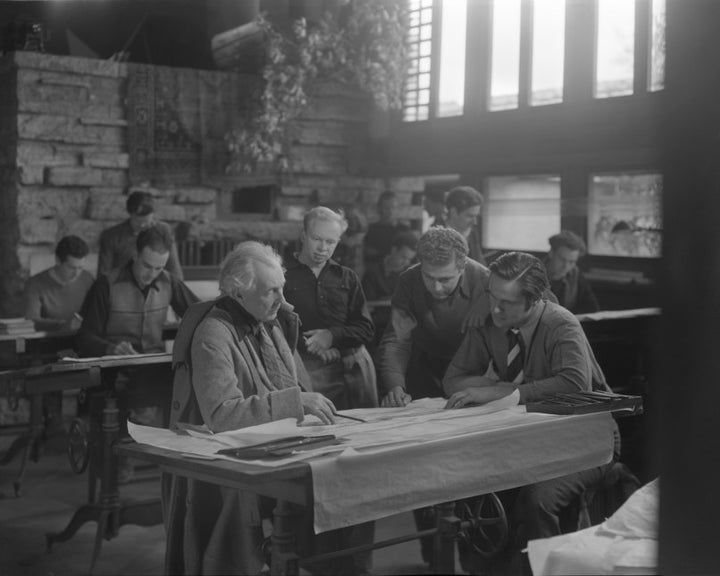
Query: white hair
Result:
<box><xmin>218</xmin><ymin>241</ymin><xmax>284</xmax><ymax>295</ymax></box>
<box><xmin>303</xmin><ymin>206</ymin><xmax>349</xmax><ymax>234</ymax></box>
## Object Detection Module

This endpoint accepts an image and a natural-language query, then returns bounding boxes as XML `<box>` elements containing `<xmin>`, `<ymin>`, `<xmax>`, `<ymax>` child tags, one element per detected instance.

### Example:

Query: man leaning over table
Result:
<box><xmin>165</xmin><ymin>241</ymin><xmax>370</xmax><ymax>575</ymax></box>
<box><xmin>443</xmin><ymin>251</ymin><xmax>618</xmax><ymax>574</ymax></box>
<box><xmin>75</xmin><ymin>225</ymin><xmax>198</xmax><ymax>480</ymax></box>
<box><xmin>376</xmin><ymin>225</ymin><xmax>491</xmax><ymax>566</ymax></box>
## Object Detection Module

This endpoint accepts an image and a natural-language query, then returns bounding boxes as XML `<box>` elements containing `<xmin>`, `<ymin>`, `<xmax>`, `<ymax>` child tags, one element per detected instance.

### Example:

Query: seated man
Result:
<box><xmin>445</xmin><ymin>185</ymin><xmax>486</xmax><ymax>265</ymax></box>
<box><xmin>76</xmin><ymin>224</ymin><xmax>197</xmax><ymax>358</ymax></box>
<box><xmin>284</xmin><ymin>206</ymin><xmax>377</xmax><ymax>410</ymax></box>
<box><xmin>24</xmin><ymin>235</ymin><xmax>94</xmax><ymax>331</ymax></box>
<box><xmin>362</xmin><ymin>230</ymin><xmax>418</xmax><ymax>352</ymax></box>
<box><xmin>98</xmin><ymin>190</ymin><xmax>183</xmax><ymax>278</ymax></box>
<box><xmin>362</xmin><ymin>230</ymin><xmax>418</xmax><ymax>302</ymax></box>
<box><xmin>165</xmin><ymin>241</ymin><xmax>365</xmax><ymax>575</ymax></box>
<box><xmin>76</xmin><ymin>225</ymin><xmax>198</xmax><ymax>480</ymax></box>
<box><xmin>444</xmin><ymin>251</ymin><xmax>618</xmax><ymax>573</ymax></box>
<box><xmin>363</xmin><ymin>191</ymin><xmax>410</xmax><ymax>268</ymax></box>
<box><xmin>545</xmin><ymin>230</ymin><xmax>599</xmax><ymax>313</ymax></box>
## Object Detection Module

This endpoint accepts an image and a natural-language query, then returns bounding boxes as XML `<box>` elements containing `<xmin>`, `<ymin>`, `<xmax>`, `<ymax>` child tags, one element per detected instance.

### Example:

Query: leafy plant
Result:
<box><xmin>226</xmin><ymin>0</ymin><xmax>408</xmax><ymax>174</ymax></box>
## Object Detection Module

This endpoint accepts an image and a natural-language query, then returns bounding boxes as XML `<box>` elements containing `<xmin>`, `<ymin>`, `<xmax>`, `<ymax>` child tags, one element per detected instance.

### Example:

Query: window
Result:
<box><xmin>595</xmin><ymin>0</ymin><xmax>635</xmax><ymax>98</ymax></box>
<box><xmin>649</xmin><ymin>0</ymin><xmax>666</xmax><ymax>91</ymax></box>
<box><xmin>483</xmin><ymin>175</ymin><xmax>562</xmax><ymax>250</ymax></box>
<box><xmin>587</xmin><ymin>172</ymin><xmax>662</xmax><ymax>258</ymax></box>
<box><xmin>404</xmin><ymin>0</ymin><xmax>433</xmax><ymax>121</ymax></box>
<box><xmin>218</xmin><ymin>184</ymin><xmax>277</xmax><ymax>220</ymax></box>
<box><xmin>437</xmin><ymin>0</ymin><xmax>467</xmax><ymax>117</ymax></box>
<box><xmin>489</xmin><ymin>0</ymin><xmax>521</xmax><ymax>111</ymax></box>
<box><xmin>530</xmin><ymin>0</ymin><xmax>566</xmax><ymax>106</ymax></box>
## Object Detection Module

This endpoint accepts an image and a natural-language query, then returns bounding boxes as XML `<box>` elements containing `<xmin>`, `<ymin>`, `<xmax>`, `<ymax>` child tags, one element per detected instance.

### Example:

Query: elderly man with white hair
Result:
<box><xmin>165</xmin><ymin>241</ymin><xmax>337</xmax><ymax>575</ymax></box>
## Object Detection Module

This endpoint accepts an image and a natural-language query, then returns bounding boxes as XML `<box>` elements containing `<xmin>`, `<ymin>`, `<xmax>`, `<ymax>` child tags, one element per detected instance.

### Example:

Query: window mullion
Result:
<box><xmin>518</xmin><ymin>0</ymin><xmax>533</xmax><ymax>109</ymax></box>
<box><xmin>634</xmin><ymin>0</ymin><xmax>651</xmax><ymax>94</ymax></box>
<box><xmin>429</xmin><ymin>0</ymin><xmax>443</xmax><ymax>118</ymax></box>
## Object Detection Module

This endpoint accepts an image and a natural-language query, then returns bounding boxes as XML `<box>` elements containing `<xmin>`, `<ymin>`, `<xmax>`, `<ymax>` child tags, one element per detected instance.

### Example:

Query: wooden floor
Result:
<box><xmin>0</xmin><ymin>433</ymin><xmax>458</xmax><ymax>576</ymax></box>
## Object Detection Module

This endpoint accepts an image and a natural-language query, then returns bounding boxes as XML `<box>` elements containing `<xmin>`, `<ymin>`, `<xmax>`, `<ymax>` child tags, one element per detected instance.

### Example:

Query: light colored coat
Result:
<box><xmin>165</xmin><ymin>298</ymin><xmax>309</xmax><ymax>575</ymax></box>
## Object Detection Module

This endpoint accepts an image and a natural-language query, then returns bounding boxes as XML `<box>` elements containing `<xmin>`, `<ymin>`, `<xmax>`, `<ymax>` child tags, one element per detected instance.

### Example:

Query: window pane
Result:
<box><xmin>649</xmin><ymin>0</ymin><xmax>666</xmax><ymax>91</ymax></box>
<box><xmin>587</xmin><ymin>173</ymin><xmax>662</xmax><ymax>257</ymax></box>
<box><xmin>531</xmin><ymin>0</ymin><xmax>565</xmax><ymax>106</ymax></box>
<box><xmin>404</xmin><ymin>0</ymin><xmax>433</xmax><ymax>122</ymax></box>
<box><xmin>437</xmin><ymin>0</ymin><xmax>467</xmax><ymax>117</ymax></box>
<box><xmin>483</xmin><ymin>175</ymin><xmax>561</xmax><ymax>250</ymax></box>
<box><xmin>595</xmin><ymin>0</ymin><xmax>635</xmax><ymax>98</ymax></box>
<box><xmin>489</xmin><ymin>0</ymin><xmax>521</xmax><ymax>111</ymax></box>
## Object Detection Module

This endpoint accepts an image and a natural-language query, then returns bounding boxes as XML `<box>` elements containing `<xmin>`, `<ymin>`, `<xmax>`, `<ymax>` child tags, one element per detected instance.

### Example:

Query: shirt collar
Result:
<box><xmin>288</xmin><ymin>252</ymin><xmax>342</xmax><ymax>274</ymax></box>
<box><xmin>517</xmin><ymin>300</ymin><xmax>546</xmax><ymax>345</ymax></box>
<box><xmin>457</xmin><ymin>267</ymin><xmax>472</xmax><ymax>299</ymax></box>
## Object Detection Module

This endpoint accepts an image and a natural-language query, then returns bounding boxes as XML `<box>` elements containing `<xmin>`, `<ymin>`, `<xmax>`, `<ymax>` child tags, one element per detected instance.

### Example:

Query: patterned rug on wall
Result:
<box><xmin>126</xmin><ymin>63</ymin><xmax>245</xmax><ymax>186</ymax></box>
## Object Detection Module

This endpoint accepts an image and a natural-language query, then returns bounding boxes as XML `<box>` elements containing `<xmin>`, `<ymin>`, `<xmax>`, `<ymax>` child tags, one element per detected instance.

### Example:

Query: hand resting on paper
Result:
<box><xmin>381</xmin><ymin>385</ymin><xmax>412</xmax><ymax>408</ymax></box>
<box><xmin>301</xmin><ymin>392</ymin><xmax>336</xmax><ymax>425</ymax></box>
<box><xmin>445</xmin><ymin>384</ymin><xmax>516</xmax><ymax>409</ymax></box>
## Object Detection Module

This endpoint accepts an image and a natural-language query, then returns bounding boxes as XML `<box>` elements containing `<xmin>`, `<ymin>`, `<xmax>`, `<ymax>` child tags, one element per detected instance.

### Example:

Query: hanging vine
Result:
<box><xmin>225</xmin><ymin>0</ymin><xmax>408</xmax><ymax>174</ymax></box>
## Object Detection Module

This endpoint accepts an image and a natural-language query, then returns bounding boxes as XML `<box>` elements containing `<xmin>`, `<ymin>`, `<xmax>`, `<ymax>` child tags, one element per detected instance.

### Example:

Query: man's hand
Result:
<box><xmin>66</xmin><ymin>315</ymin><xmax>82</xmax><ymax>331</ymax></box>
<box><xmin>318</xmin><ymin>348</ymin><xmax>341</xmax><ymax>364</ymax></box>
<box><xmin>109</xmin><ymin>341</ymin><xmax>138</xmax><ymax>356</ymax></box>
<box><xmin>381</xmin><ymin>386</ymin><xmax>412</xmax><ymax>408</ymax></box>
<box><xmin>304</xmin><ymin>329</ymin><xmax>334</xmax><ymax>355</ymax></box>
<box><xmin>300</xmin><ymin>392</ymin><xmax>337</xmax><ymax>425</ymax></box>
<box><xmin>445</xmin><ymin>384</ymin><xmax>515</xmax><ymax>409</ymax></box>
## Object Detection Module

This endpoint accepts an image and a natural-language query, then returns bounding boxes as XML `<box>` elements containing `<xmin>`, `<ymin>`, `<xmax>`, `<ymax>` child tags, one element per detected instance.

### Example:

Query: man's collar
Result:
<box><xmin>217</xmin><ymin>295</ymin><xmax>261</xmax><ymax>337</ymax></box>
<box><xmin>289</xmin><ymin>252</ymin><xmax>342</xmax><ymax>272</ymax></box>
<box><xmin>517</xmin><ymin>300</ymin><xmax>546</xmax><ymax>344</ymax></box>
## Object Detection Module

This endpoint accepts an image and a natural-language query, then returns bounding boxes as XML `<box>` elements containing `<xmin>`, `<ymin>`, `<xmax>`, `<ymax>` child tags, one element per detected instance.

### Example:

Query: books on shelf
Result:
<box><xmin>526</xmin><ymin>390</ymin><xmax>643</xmax><ymax>416</ymax></box>
<box><xmin>0</xmin><ymin>318</ymin><xmax>35</xmax><ymax>335</ymax></box>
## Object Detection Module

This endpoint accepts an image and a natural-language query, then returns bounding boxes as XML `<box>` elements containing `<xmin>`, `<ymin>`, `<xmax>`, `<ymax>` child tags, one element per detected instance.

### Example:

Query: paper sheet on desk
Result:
<box><xmin>309</xmin><ymin>403</ymin><xmax>615</xmax><ymax>534</ymax></box>
<box><xmin>59</xmin><ymin>352</ymin><xmax>169</xmax><ymax>363</ymax></box>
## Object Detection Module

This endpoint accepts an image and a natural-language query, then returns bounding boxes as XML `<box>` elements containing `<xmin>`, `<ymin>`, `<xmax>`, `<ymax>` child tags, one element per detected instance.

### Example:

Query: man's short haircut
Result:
<box><xmin>218</xmin><ymin>241</ymin><xmax>284</xmax><ymax>295</ymax></box>
<box><xmin>136</xmin><ymin>224</ymin><xmax>173</xmax><ymax>254</ymax></box>
<box><xmin>55</xmin><ymin>235</ymin><xmax>89</xmax><ymax>262</ymax></box>
<box><xmin>391</xmin><ymin>230</ymin><xmax>419</xmax><ymax>251</ymax></box>
<box><xmin>126</xmin><ymin>191</ymin><xmax>154</xmax><ymax>216</ymax></box>
<box><xmin>416</xmin><ymin>226</ymin><xmax>468</xmax><ymax>269</ymax></box>
<box><xmin>445</xmin><ymin>186</ymin><xmax>483</xmax><ymax>213</ymax></box>
<box><xmin>549</xmin><ymin>230</ymin><xmax>586</xmax><ymax>255</ymax></box>
<box><xmin>490</xmin><ymin>251</ymin><xmax>549</xmax><ymax>307</ymax></box>
<box><xmin>303</xmin><ymin>206</ymin><xmax>349</xmax><ymax>235</ymax></box>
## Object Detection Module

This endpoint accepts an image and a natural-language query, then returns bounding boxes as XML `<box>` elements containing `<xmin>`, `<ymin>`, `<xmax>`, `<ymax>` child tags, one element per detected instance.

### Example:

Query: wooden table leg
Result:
<box><xmin>271</xmin><ymin>499</ymin><xmax>299</xmax><ymax>576</ymax></box>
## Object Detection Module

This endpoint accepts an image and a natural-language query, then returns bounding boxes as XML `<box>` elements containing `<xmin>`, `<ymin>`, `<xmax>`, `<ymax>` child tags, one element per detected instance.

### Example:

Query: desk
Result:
<box><xmin>0</xmin><ymin>354</ymin><xmax>172</xmax><ymax>573</ymax></box>
<box><xmin>0</xmin><ymin>324</ymin><xmax>179</xmax><ymax>369</ymax></box>
<box><xmin>578</xmin><ymin>308</ymin><xmax>660</xmax><ymax>482</ymax></box>
<box><xmin>119</xmin><ymin>408</ymin><xmax>614</xmax><ymax>575</ymax></box>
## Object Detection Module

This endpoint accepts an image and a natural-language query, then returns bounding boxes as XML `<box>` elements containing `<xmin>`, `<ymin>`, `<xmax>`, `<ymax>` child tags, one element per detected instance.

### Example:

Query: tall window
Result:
<box><xmin>404</xmin><ymin>0</ymin><xmax>433</xmax><ymax>121</ymax></box>
<box><xmin>483</xmin><ymin>175</ymin><xmax>562</xmax><ymax>250</ymax></box>
<box><xmin>530</xmin><ymin>0</ymin><xmax>566</xmax><ymax>106</ymax></box>
<box><xmin>437</xmin><ymin>0</ymin><xmax>467</xmax><ymax>117</ymax></box>
<box><xmin>595</xmin><ymin>0</ymin><xmax>635</xmax><ymax>98</ymax></box>
<box><xmin>587</xmin><ymin>172</ymin><xmax>662</xmax><ymax>257</ymax></box>
<box><xmin>489</xmin><ymin>0</ymin><xmax>521</xmax><ymax>111</ymax></box>
<box><xmin>649</xmin><ymin>0</ymin><xmax>666</xmax><ymax>91</ymax></box>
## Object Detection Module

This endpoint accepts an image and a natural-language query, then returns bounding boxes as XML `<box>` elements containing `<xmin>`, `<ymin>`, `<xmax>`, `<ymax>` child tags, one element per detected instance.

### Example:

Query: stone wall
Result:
<box><xmin>0</xmin><ymin>50</ymin><xmax>422</xmax><ymax>316</ymax></box>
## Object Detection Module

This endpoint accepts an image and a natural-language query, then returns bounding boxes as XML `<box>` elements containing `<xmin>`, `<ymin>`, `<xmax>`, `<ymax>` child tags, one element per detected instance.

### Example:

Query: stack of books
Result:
<box><xmin>0</xmin><ymin>318</ymin><xmax>36</xmax><ymax>335</ymax></box>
